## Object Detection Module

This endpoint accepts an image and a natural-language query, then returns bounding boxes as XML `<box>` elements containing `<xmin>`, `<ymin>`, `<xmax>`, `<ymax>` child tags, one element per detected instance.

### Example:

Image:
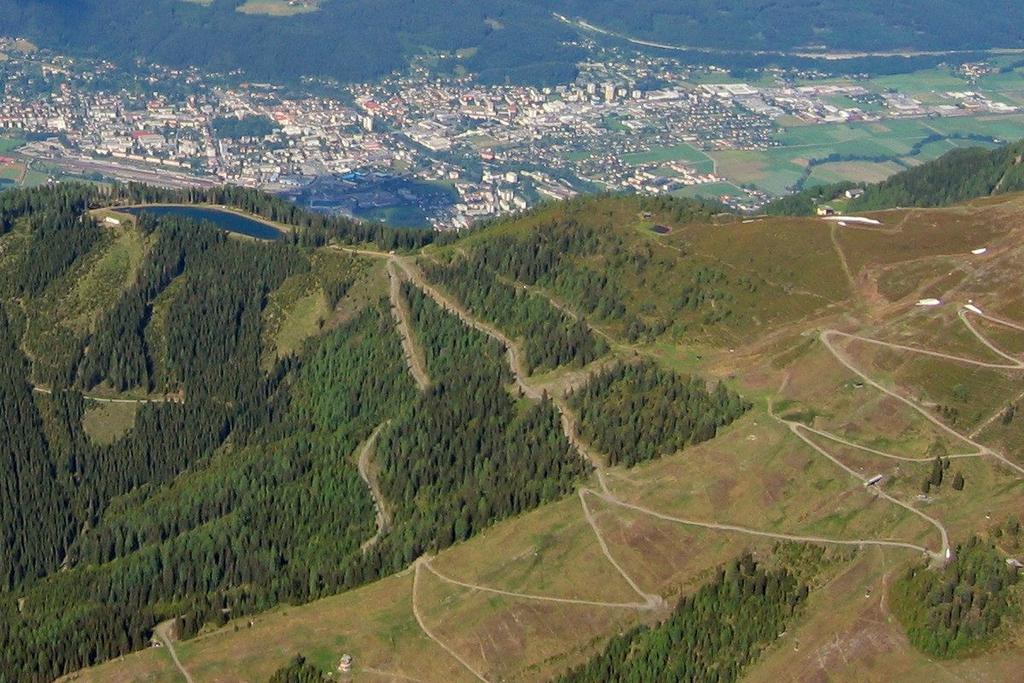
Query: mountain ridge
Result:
<box><xmin>3</xmin><ymin>142</ymin><xmax>1024</xmax><ymax>680</ymax></box>
<box><xmin>2</xmin><ymin>1</ymin><xmax>1024</xmax><ymax>85</ymax></box>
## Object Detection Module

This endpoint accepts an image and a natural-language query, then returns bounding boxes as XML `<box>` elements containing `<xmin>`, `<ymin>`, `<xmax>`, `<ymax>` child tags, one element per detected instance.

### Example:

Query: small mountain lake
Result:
<box><xmin>119</xmin><ymin>205</ymin><xmax>286</xmax><ymax>241</ymax></box>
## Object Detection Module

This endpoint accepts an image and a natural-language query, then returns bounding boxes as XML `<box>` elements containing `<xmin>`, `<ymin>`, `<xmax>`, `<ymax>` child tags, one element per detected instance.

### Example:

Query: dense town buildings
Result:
<box><xmin>0</xmin><ymin>39</ymin><xmax>1018</xmax><ymax>226</ymax></box>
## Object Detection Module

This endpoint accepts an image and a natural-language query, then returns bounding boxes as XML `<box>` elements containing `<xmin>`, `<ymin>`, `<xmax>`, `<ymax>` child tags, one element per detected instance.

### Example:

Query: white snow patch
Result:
<box><xmin>823</xmin><ymin>216</ymin><xmax>882</xmax><ymax>225</ymax></box>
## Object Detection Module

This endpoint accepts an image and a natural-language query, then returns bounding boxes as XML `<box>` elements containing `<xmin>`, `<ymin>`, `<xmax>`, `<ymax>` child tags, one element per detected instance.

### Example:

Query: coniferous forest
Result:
<box><xmin>558</xmin><ymin>553</ymin><xmax>811</xmax><ymax>682</ymax></box>
<box><xmin>765</xmin><ymin>140</ymin><xmax>1024</xmax><ymax>215</ymax></box>
<box><xmin>892</xmin><ymin>536</ymin><xmax>1021</xmax><ymax>657</ymax></box>
<box><xmin>378</xmin><ymin>284</ymin><xmax>589</xmax><ymax>555</ymax></box>
<box><xmin>0</xmin><ymin>184</ymin><xmax>598</xmax><ymax>681</ymax></box>
<box><xmin>568</xmin><ymin>361</ymin><xmax>750</xmax><ymax>466</ymax></box>
<box><xmin>422</xmin><ymin>256</ymin><xmax>608</xmax><ymax>374</ymax></box>
<box><xmin>269</xmin><ymin>655</ymin><xmax>329</xmax><ymax>683</ymax></box>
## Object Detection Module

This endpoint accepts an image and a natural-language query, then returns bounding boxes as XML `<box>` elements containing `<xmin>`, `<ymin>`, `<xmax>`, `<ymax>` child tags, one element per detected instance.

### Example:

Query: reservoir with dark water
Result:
<box><xmin>120</xmin><ymin>205</ymin><xmax>286</xmax><ymax>241</ymax></box>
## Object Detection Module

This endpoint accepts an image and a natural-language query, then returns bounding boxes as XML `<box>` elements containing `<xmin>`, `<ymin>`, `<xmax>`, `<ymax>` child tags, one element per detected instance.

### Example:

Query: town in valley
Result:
<box><xmin>2</xmin><ymin>37</ymin><xmax>1024</xmax><ymax>227</ymax></box>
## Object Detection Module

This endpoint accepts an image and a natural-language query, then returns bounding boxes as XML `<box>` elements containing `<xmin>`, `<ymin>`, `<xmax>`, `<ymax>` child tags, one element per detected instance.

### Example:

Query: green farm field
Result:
<box><xmin>709</xmin><ymin>115</ymin><xmax>1024</xmax><ymax>195</ymax></box>
<box><xmin>0</xmin><ymin>135</ymin><xmax>25</xmax><ymax>154</ymax></box>
<box><xmin>622</xmin><ymin>141</ymin><xmax>715</xmax><ymax>172</ymax></box>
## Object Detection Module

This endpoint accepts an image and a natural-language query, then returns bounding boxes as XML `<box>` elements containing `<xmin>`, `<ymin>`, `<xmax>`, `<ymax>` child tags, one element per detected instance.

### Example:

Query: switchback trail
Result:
<box><xmin>325</xmin><ymin>246</ymin><xmax>957</xmax><ymax>678</ymax></box>
<box><xmin>778</xmin><ymin>416</ymin><xmax>949</xmax><ymax>561</ymax></box>
<box><xmin>822</xmin><ymin>319</ymin><xmax>1024</xmax><ymax>477</ymax></box>
<box><xmin>357</xmin><ymin>424</ymin><xmax>390</xmax><ymax>553</ymax></box>
<box><xmin>393</xmin><ymin>256</ymin><xmax>541</xmax><ymax>401</ymax></box>
<box><xmin>762</xmin><ymin>305</ymin><xmax>1024</xmax><ymax>562</ymax></box>
<box><xmin>576</xmin><ymin>489</ymin><xmax>663</xmax><ymax>608</ymax></box>
<box><xmin>396</xmin><ymin>255</ymin><xmax>612</xmax><ymax>480</ymax></box>
<box><xmin>587</xmin><ymin>488</ymin><xmax>933</xmax><ymax>556</ymax></box>
<box><xmin>959</xmin><ymin>308</ymin><xmax>1024</xmax><ymax>364</ymax></box>
<box><xmin>799</xmin><ymin>423</ymin><xmax>981</xmax><ymax>462</ymax></box>
<box><xmin>972</xmin><ymin>309</ymin><xmax>1024</xmax><ymax>333</ymax></box>
<box><xmin>398</xmin><ymin>250</ymin><xmax>935</xmax><ymax>574</ymax></box>
<box><xmin>827</xmin><ymin>311</ymin><xmax>1024</xmax><ymax>370</ymax></box>
<box><xmin>411</xmin><ymin>561</ymin><xmax>490</xmax><ymax>683</ymax></box>
<box><xmin>154</xmin><ymin>620</ymin><xmax>193</xmax><ymax>683</ymax></box>
<box><xmin>507</xmin><ymin>277</ymin><xmax>616</xmax><ymax>344</ymax></box>
<box><xmin>422</xmin><ymin>559</ymin><xmax>651</xmax><ymax>610</ymax></box>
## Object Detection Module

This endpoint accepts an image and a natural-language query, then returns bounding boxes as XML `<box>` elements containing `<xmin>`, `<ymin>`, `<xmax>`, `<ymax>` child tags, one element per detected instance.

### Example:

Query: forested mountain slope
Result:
<box><xmin>4</xmin><ymin>182</ymin><xmax>1024</xmax><ymax>682</ymax></box>
<box><xmin>1</xmin><ymin>1</ymin><xmax>1023</xmax><ymax>85</ymax></box>
<box><xmin>0</xmin><ymin>186</ymin><xmax>752</xmax><ymax>681</ymax></box>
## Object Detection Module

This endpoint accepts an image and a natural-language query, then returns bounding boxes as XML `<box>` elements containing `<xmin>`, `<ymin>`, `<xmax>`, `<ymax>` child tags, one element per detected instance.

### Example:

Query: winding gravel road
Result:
<box><xmin>154</xmin><ymin>620</ymin><xmax>193</xmax><ymax>683</ymax></box>
<box><xmin>411</xmin><ymin>560</ymin><xmax>490</xmax><ymax>683</ymax></box>
<box><xmin>822</xmin><ymin>321</ymin><xmax>1024</xmax><ymax>477</ymax></box>
<box><xmin>422</xmin><ymin>559</ymin><xmax>651</xmax><ymax>610</ymax></box>
<box><xmin>358</xmin><ymin>423</ymin><xmax>391</xmax><ymax>553</ymax></box>
<box><xmin>587</xmin><ymin>488</ymin><xmax>933</xmax><ymax>556</ymax></box>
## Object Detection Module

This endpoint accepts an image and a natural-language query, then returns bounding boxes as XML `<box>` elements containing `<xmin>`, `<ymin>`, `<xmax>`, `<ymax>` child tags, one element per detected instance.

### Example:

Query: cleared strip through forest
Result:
<box><xmin>31</xmin><ymin>385</ymin><xmax>174</xmax><ymax>404</ymax></box>
<box><xmin>387</xmin><ymin>260</ymin><xmax>431</xmax><ymax>391</ymax></box>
